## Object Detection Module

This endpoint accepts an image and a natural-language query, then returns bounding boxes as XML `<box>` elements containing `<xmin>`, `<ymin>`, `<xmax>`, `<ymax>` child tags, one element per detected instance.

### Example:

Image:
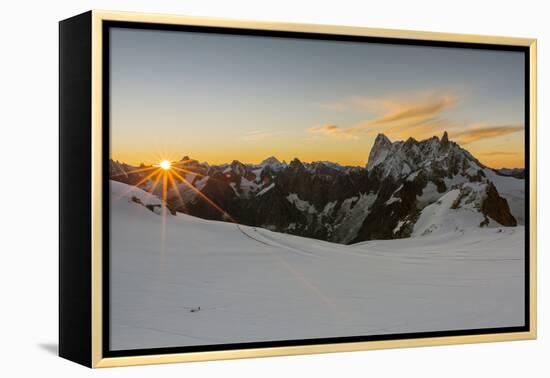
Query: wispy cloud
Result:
<box><xmin>307</xmin><ymin>124</ymin><xmax>359</xmax><ymax>140</ymax></box>
<box><xmin>451</xmin><ymin>124</ymin><xmax>523</xmax><ymax>144</ymax></box>
<box><xmin>311</xmin><ymin>91</ymin><xmax>523</xmax><ymax>145</ymax></box>
<box><xmin>310</xmin><ymin>90</ymin><xmax>458</xmax><ymax>140</ymax></box>
<box><xmin>241</xmin><ymin>130</ymin><xmax>277</xmax><ymax>142</ymax></box>
<box><xmin>370</xmin><ymin>96</ymin><xmax>456</xmax><ymax>127</ymax></box>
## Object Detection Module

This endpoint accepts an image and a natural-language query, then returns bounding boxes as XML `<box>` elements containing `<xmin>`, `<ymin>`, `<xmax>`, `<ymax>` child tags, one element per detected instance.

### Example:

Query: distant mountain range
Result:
<box><xmin>110</xmin><ymin>132</ymin><xmax>525</xmax><ymax>244</ymax></box>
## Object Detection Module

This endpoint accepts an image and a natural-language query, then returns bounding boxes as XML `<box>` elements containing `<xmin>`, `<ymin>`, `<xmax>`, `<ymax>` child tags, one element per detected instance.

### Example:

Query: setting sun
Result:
<box><xmin>159</xmin><ymin>160</ymin><xmax>171</xmax><ymax>170</ymax></box>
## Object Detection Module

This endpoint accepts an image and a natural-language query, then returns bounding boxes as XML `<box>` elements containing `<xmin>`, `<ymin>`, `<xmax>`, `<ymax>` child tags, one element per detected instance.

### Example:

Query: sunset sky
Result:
<box><xmin>110</xmin><ymin>27</ymin><xmax>525</xmax><ymax>169</ymax></box>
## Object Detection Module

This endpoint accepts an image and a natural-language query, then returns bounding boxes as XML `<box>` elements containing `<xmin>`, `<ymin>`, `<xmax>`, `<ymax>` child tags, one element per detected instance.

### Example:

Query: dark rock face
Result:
<box><xmin>481</xmin><ymin>183</ymin><xmax>517</xmax><ymax>226</ymax></box>
<box><xmin>186</xmin><ymin>179</ymin><xmax>237</xmax><ymax>221</ymax></box>
<box><xmin>109</xmin><ymin>132</ymin><xmax>523</xmax><ymax>244</ymax></box>
<box><xmin>236</xmin><ymin>185</ymin><xmax>308</xmax><ymax>233</ymax></box>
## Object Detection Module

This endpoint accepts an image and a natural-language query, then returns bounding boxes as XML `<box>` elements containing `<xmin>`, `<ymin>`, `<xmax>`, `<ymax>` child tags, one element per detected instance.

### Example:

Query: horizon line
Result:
<box><xmin>109</xmin><ymin>154</ymin><xmax>525</xmax><ymax>170</ymax></box>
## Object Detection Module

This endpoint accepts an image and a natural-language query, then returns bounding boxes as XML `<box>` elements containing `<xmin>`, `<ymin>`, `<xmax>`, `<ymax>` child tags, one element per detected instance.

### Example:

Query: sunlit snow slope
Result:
<box><xmin>110</xmin><ymin>181</ymin><xmax>525</xmax><ymax>351</ymax></box>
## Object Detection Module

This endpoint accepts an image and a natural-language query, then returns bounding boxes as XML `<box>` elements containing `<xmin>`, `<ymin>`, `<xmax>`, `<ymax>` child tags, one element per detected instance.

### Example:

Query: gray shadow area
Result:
<box><xmin>38</xmin><ymin>343</ymin><xmax>58</xmax><ymax>355</ymax></box>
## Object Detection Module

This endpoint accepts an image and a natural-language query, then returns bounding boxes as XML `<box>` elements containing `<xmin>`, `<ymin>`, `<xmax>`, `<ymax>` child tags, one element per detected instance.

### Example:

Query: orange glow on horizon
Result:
<box><xmin>111</xmin><ymin>129</ymin><xmax>524</xmax><ymax>171</ymax></box>
<box><xmin>112</xmin><ymin>146</ymin><xmax>524</xmax><ymax>170</ymax></box>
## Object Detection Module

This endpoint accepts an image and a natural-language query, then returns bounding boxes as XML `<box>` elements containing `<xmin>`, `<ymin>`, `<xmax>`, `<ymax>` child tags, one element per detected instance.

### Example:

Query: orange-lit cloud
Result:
<box><xmin>370</xmin><ymin>96</ymin><xmax>456</xmax><ymax>126</ymax></box>
<box><xmin>307</xmin><ymin>124</ymin><xmax>358</xmax><ymax>140</ymax></box>
<box><xmin>451</xmin><ymin>124</ymin><xmax>524</xmax><ymax>144</ymax></box>
<box><xmin>478</xmin><ymin>151</ymin><xmax>520</xmax><ymax>156</ymax></box>
<box><xmin>311</xmin><ymin>92</ymin><xmax>524</xmax><ymax>150</ymax></box>
<box><xmin>311</xmin><ymin>91</ymin><xmax>458</xmax><ymax>140</ymax></box>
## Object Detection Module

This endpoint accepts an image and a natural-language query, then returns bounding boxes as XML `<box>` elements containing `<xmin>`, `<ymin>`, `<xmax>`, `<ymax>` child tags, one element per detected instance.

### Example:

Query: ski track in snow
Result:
<box><xmin>109</xmin><ymin>181</ymin><xmax>525</xmax><ymax>351</ymax></box>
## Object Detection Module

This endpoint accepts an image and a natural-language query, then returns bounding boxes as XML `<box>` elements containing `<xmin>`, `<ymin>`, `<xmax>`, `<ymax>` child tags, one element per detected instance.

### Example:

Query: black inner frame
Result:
<box><xmin>102</xmin><ymin>20</ymin><xmax>531</xmax><ymax>358</ymax></box>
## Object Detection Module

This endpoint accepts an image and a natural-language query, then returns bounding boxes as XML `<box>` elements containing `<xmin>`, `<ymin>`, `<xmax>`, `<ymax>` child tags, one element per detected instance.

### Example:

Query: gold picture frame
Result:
<box><xmin>59</xmin><ymin>10</ymin><xmax>537</xmax><ymax>368</ymax></box>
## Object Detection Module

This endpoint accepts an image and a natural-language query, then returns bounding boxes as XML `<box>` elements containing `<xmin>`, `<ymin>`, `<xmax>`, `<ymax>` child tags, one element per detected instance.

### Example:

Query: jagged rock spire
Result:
<box><xmin>374</xmin><ymin>133</ymin><xmax>391</xmax><ymax>146</ymax></box>
<box><xmin>441</xmin><ymin>131</ymin><xmax>450</xmax><ymax>148</ymax></box>
<box><xmin>442</xmin><ymin>131</ymin><xmax>449</xmax><ymax>144</ymax></box>
<box><xmin>365</xmin><ymin>130</ymin><xmax>477</xmax><ymax>179</ymax></box>
<box><xmin>366</xmin><ymin>134</ymin><xmax>392</xmax><ymax>170</ymax></box>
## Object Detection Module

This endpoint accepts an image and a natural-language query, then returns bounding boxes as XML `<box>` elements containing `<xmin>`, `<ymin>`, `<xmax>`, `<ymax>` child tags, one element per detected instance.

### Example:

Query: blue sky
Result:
<box><xmin>110</xmin><ymin>27</ymin><xmax>525</xmax><ymax>168</ymax></box>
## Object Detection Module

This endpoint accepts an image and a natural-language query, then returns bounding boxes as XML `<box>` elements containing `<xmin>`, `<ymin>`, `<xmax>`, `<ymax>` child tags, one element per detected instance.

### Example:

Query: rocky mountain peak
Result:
<box><xmin>374</xmin><ymin>133</ymin><xmax>391</xmax><ymax>147</ymax></box>
<box><xmin>366</xmin><ymin>134</ymin><xmax>392</xmax><ymax>170</ymax></box>
<box><xmin>310</xmin><ymin>161</ymin><xmax>342</xmax><ymax>176</ymax></box>
<box><xmin>366</xmin><ymin>132</ymin><xmax>482</xmax><ymax>180</ymax></box>
<box><xmin>289</xmin><ymin>158</ymin><xmax>305</xmax><ymax>171</ymax></box>
<box><xmin>261</xmin><ymin>156</ymin><xmax>281</xmax><ymax>166</ymax></box>
<box><xmin>230</xmin><ymin>160</ymin><xmax>247</xmax><ymax>175</ymax></box>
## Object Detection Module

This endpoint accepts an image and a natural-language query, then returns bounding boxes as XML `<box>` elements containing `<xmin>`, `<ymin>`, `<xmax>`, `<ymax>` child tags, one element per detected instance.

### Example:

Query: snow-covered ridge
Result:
<box><xmin>413</xmin><ymin>182</ymin><xmax>492</xmax><ymax>237</ymax></box>
<box><xmin>112</xmin><ymin>180</ymin><xmax>161</xmax><ymax>206</ymax></box>
<box><xmin>109</xmin><ymin>180</ymin><xmax>525</xmax><ymax>350</ymax></box>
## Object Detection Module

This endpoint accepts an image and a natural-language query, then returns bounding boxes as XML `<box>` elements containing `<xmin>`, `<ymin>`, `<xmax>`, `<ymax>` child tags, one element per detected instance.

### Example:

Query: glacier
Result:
<box><xmin>109</xmin><ymin>181</ymin><xmax>525</xmax><ymax>351</ymax></box>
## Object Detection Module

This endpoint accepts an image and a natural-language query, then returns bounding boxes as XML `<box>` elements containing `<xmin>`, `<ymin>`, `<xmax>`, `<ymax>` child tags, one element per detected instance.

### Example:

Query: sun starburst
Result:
<box><xmin>159</xmin><ymin>160</ymin><xmax>171</xmax><ymax>170</ymax></box>
<box><xmin>113</xmin><ymin>159</ymin><xmax>235</xmax><ymax>223</ymax></box>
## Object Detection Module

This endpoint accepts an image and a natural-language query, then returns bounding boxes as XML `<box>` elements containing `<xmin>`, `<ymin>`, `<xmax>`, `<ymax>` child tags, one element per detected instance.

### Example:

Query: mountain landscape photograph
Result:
<box><xmin>107</xmin><ymin>26</ymin><xmax>527</xmax><ymax>351</ymax></box>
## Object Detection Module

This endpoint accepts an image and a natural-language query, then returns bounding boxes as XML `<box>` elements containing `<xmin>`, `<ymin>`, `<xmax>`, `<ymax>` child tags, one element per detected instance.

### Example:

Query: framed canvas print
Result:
<box><xmin>59</xmin><ymin>10</ymin><xmax>537</xmax><ymax>368</ymax></box>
